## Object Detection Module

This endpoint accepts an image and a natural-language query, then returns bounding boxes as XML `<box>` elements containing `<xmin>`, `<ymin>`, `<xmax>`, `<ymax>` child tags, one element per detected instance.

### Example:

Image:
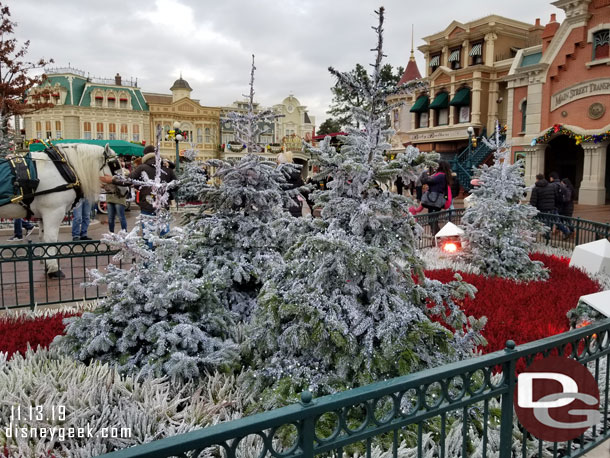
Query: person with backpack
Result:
<box><xmin>548</xmin><ymin>172</ymin><xmax>570</xmax><ymax>238</ymax></box>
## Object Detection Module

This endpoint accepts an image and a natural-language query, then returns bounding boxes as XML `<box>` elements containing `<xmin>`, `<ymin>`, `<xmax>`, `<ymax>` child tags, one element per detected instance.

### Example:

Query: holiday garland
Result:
<box><xmin>532</xmin><ymin>123</ymin><xmax>610</xmax><ymax>146</ymax></box>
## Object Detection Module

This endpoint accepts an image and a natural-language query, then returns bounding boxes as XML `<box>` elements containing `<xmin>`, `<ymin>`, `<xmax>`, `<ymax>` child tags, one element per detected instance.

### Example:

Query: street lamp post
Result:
<box><xmin>466</xmin><ymin>126</ymin><xmax>475</xmax><ymax>158</ymax></box>
<box><xmin>173</xmin><ymin>121</ymin><xmax>184</xmax><ymax>172</ymax></box>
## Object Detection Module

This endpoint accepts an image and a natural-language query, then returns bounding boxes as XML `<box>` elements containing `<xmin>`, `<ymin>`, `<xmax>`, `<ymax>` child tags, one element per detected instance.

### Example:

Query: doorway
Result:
<box><xmin>544</xmin><ymin>135</ymin><xmax>584</xmax><ymax>199</ymax></box>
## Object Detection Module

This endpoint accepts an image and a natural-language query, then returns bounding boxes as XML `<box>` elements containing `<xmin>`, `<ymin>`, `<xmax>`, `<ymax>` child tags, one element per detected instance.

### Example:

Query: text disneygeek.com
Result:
<box><xmin>3</xmin><ymin>423</ymin><xmax>132</xmax><ymax>441</ymax></box>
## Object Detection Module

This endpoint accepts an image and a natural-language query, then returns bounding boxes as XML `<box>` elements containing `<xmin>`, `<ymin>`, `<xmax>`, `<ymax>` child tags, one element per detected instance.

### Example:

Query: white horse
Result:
<box><xmin>0</xmin><ymin>143</ymin><xmax>115</xmax><ymax>277</ymax></box>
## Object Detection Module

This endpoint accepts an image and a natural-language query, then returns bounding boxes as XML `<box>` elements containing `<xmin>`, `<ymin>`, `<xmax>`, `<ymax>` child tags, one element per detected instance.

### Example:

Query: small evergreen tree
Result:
<box><xmin>460</xmin><ymin>122</ymin><xmax>548</xmax><ymax>281</ymax></box>
<box><xmin>182</xmin><ymin>55</ymin><xmax>304</xmax><ymax>320</ymax></box>
<box><xmin>54</xmin><ymin>133</ymin><xmax>239</xmax><ymax>380</ymax></box>
<box><xmin>175</xmin><ymin>146</ymin><xmax>208</xmax><ymax>203</ymax></box>
<box><xmin>250</xmin><ymin>8</ymin><xmax>486</xmax><ymax>406</ymax></box>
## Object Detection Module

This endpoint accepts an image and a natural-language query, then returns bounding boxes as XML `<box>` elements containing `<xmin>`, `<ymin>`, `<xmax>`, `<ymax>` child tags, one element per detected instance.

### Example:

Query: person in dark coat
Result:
<box><xmin>530</xmin><ymin>174</ymin><xmax>557</xmax><ymax>213</ymax></box>
<box><xmin>277</xmin><ymin>151</ymin><xmax>306</xmax><ymax>217</ymax></box>
<box><xmin>548</xmin><ymin>171</ymin><xmax>570</xmax><ymax>237</ymax></box>
<box><xmin>100</xmin><ymin>146</ymin><xmax>178</xmax><ymax>246</ymax></box>
<box><xmin>421</xmin><ymin>161</ymin><xmax>452</xmax><ymax>235</ymax></box>
<box><xmin>530</xmin><ymin>173</ymin><xmax>564</xmax><ymax>238</ymax></box>
<box><xmin>559</xmin><ymin>178</ymin><xmax>575</xmax><ymax>238</ymax></box>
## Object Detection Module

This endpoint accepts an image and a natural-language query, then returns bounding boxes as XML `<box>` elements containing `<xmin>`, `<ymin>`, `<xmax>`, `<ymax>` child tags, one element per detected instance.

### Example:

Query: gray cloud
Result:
<box><xmin>11</xmin><ymin>0</ymin><xmax>562</xmax><ymax>124</ymax></box>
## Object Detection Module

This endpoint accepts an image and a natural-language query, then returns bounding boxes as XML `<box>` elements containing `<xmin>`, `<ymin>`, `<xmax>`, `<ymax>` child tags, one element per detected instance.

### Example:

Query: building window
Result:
<box><xmin>45</xmin><ymin>121</ymin><xmax>52</xmax><ymax>139</ymax></box>
<box><xmin>132</xmin><ymin>124</ymin><xmax>140</xmax><ymax>142</ymax></box>
<box><xmin>96</xmin><ymin>122</ymin><xmax>104</xmax><ymax>140</ymax></box>
<box><xmin>36</xmin><ymin>121</ymin><xmax>42</xmax><ymax>139</ymax></box>
<box><xmin>593</xmin><ymin>30</ymin><xmax>610</xmax><ymax>60</ymax></box>
<box><xmin>448</xmin><ymin>47</ymin><xmax>461</xmax><ymax>70</ymax></box>
<box><xmin>83</xmin><ymin>122</ymin><xmax>92</xmax><ymax>140</ymax></box>
<box><xmin>458</xmin><ymin>106</ymin><xmax>471</xmax><ymax>123</ymax></box>
<box><xmin>108</xmin><ymin>98</ymin><xmax>115</xmax><ymax>108</ymax></box>
<box><xmin>222</xmin><ymin>133</ymin><xmax>235</xmax><ymax>144</ymax></box>
<box><xmin>418</xmin><ymin>112</ymin><xmax>429</xmax><ymax>128</ymax></box>
<box><xmin>120</xmin><ymin>97</ymin><xmax>128</xmax><ymax>109</ymax></box>
<box><xmin>205</xmin><ymin>127</ymin><xmax>211</xmax><ymax>143</ymax></box>
<box><xmin>120</xmin><ymin>124</ymin><xmax>128</xmax><ymax>140</ymax></box>
<box><xmin>95</xmin><ymin>95</ymin><xmax>103</xmax><ymax>108</ymax></box>
<box><xmin>469</xmin><ymin>42</ymin><xmax>483</xmax><ymax>65</ymax></box>
<box><xmin>197</xmin><ymin>127</ymin><xmax>203</xmax><ymax>144</ymax></box>
<box><xmin>55</xmin><ymin>120</ymin><xmax>62</xmax><ymax>139</ymax></box>
<box><xmin>520</xmin><ymin>100</ymin><xmax>527</xmax><ymax>133</ymax></box>
<box><xmin>429</xmin><ymin>91</ymin><xmax>449</xmax><ymax>126</ymax></box>
<box><xmin>437</xmin><ymin>108</ymin><xmax>449</xmax><ymax>126</ymax></box>
<box><xmin>429</xmin><ymin>54</ymin><xmax>441</xmax><ymax>73</ymax></box>
<box><xmin>109</xmin><ymin>123</ymin><xmax>116</xmax><ymax>140</ymax></box>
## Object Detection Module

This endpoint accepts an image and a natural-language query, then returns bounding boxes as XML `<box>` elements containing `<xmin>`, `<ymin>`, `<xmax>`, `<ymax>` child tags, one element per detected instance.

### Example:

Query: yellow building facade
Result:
<box><xmin>143</xmin><ymin>77</ymin><xmax>220</xmax><ymax>162</ymax></box>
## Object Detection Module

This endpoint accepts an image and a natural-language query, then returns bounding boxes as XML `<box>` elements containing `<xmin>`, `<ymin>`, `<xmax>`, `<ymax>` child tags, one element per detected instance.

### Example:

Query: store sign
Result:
<box><xmin>551</xmin><ymin>78</ymin><xmax>610</xmax><ymax>111</ymax></box>
<box><xmin>410</xmin><ymin>127</ymin><xmax>470</xmax><ymax>142</ymax></box>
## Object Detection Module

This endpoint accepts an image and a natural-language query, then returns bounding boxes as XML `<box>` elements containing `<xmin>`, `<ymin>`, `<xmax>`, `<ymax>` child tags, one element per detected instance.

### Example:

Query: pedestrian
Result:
<box><xmin>420</xmin><ymin>161</ymin><xmax>453</xmax><ymax>235</ymax></box>
<box><xmin>395</xmin><ymin>176</ymin><xmax>404</xmax><ymax>196</ymax></box>
<box><xmin>530</xmin><ymin>173</ymin><xmax>562</xmax><ymax>239</ymax></box>
<box><xmin>71</xmin><ymin>198</ymin><xmax>92</xmax><ymax>241</ymax></box>
<box><xmin>103</xmin><ymin>159</ymin><xmax>129</xmax><ymax>233</ymax></box>
<box><xmin>101</xmin><ymin>146</ymin><xmax>177</xmax><ymax>246</ymax></box>
<box><xmin>548</xmin><ymin>171</ymin><xmax>570</xmax><ymax>237</ymax></box>
<box><xmin>8</xmin><ymin>218</ymin><xmax>35</xmax><ymax>241</ymax></box>
<box><xmin>277</xmin><ymin>151</ymin><xmax>308</xmax><ymax>217</ymax></box>
<box><xmin>559</xmin><ymin>177</ymin><xmax>575</xmax><ymax>238</ymax></box>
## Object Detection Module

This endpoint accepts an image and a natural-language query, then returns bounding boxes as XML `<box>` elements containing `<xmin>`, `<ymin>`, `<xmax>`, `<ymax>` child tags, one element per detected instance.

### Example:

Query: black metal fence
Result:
<box><xmin>414</xmin><ymin>209</ymin><xmax>610</xmax><ymax>250</ymax></box>
<box><xmin>0</xmin><ymin>240</ymin><xmax>124</xmax><ymax>310</ymax></box>
<box><xmin>0</xmin><ymin>210</ymin><xmax>607</xmax><ymax>311</ymax></box>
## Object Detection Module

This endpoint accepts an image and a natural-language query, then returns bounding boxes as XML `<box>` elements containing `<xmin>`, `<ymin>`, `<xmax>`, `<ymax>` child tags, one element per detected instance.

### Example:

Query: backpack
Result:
<box><xmin>560</xmin><ymin>184</ymin><xmax>572</xmax><ymax>203</ymax></box>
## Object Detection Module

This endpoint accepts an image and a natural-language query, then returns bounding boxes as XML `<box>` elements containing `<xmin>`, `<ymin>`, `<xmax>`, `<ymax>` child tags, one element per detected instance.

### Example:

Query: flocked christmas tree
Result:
<box><xmin>54</xmin><ymin>131</ymin><xmax>239</xmax><ymax>380</ymax></box>
<box><xmin>250</xmin><ymin>8</ymin><xmax>486</xmax><ymax>406</ymax></box>
<box><xmin>460</xmin><ymin>122</ymin><xmax>548</xmax><ymax>281</ymax></box>
<box><xmin>175</xmin><ymin>145</ymin><xmax>208</xmax><ymax>204</ymax></box>
<box><xmin>182</xmin><ymin>54</ymin><xmax>305</xmax><ymax>320</ymax></box>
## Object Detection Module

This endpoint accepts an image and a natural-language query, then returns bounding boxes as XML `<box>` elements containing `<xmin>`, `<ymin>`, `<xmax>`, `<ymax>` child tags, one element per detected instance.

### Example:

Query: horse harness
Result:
<box><xmin>4</xmin><ymin>145</ymin><xmax>83</xmax><ymax>218</ymax></box>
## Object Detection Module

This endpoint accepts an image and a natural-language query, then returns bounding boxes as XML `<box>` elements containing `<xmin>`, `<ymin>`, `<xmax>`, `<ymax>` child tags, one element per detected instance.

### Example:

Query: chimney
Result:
<box><xmin>542</xmin><ymin>12</ymin><xmax>561</xmax><ymax>51</ymax></box>
<box><xmin>535</xmin><ymin>18</ymin><xmax>541</xmax><ymax>26</ymax></box>
<box><xmin>115</xmin><ymin>73</ymin><xmax>122</xmax><ymax>86</ymax></box>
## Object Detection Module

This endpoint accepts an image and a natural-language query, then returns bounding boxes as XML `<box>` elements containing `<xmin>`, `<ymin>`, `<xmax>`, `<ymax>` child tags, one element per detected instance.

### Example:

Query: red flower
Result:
<box><xmin>426</xmin><ymin>254</ymin><xmax>601</xmax><ymax>356</ymax></box>
<box><xmin>0</xmin><ymin>313</ymin><xmax>79</xmax><ymax>358</ymax></box>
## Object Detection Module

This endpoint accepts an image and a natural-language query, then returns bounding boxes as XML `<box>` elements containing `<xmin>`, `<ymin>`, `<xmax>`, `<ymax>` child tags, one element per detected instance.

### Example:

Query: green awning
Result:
<box><xmin>410</xmin><ymin>95</ymin><xmax>429</xmax><ymax>113</ymax></box>
<box><xmin>29</xmin><ymin>139</ymin><xmax>145</xmax><ymax>157</ymax></box>
<box><xmin>429</xmin><ymin>92</ymin><xmax>449</xmax><ymax>109</ymax></box>
<box><xmin>449</xmin><ymin>87</ymin><xmax>470</xmax><ymax>107</ymax></box>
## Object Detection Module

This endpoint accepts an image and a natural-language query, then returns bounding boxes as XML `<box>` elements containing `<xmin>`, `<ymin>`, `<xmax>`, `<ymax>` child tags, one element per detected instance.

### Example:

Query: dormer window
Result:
<box><xmin>593</xmin><ymin>30</ymin><xmax>609</xmax><ymax>60</ymax></box>
<box><xmin>107</xmin><ymin>96</ymin><xmax>116</xmax><ymax>108</ymax></box>
<box><xmin>448</xmin><ymin>47</ymin><xmax>461</xmax><ymax>70</ymax></box>
<box><xmin>469</xmin><ymin>42</ymin><xmax>483</xmax><ymax>65</ymax></box>
<box><xmin>429</xmin><ymin>54</ymin><xmax>440</xmax><ymax>73</ymax></box>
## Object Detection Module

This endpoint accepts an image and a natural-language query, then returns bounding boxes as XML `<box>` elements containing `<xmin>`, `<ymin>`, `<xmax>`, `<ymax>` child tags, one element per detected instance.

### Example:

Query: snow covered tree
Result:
<box><xmin>175</xmin><ymin>145</ymin><xmax>208</xmax><ymax>203</ymax></box>
<box><xmin>182</xmin><ymin>55</ymin><xmax>304</xmax><ymax>320</ymax></box>
<box><xmin>54</xmin><ymin>132</ymin><xmax>239</xmax><ymax>380</ymax></box>
<box><xmin>460</xmin><ymin>122</ymin><xmax>548</xmax><ymax>281</ymax></box>
<box><xmin>250</xmin><ymin>8</ymin><xmax>486</xmax><ymax>407</ymax></box>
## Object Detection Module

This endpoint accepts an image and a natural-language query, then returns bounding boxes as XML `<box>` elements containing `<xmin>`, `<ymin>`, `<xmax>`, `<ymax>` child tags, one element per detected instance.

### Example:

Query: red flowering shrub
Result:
<box><xmin>425</xmin><ymin>254</ymin><xmax>601</xmax><ymax>354</ymax></box>
<box><xmin>0</xmin><ymin>313</ymin><xmax>78</xmax><ymax>358</ymax></box>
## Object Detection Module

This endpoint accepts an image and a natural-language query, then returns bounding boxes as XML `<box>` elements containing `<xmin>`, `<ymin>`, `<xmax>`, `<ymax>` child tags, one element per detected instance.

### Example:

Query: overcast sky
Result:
<box><xmin>11</xmin><ymin>1</ymin><xmax>563</xmax><ymax>125</ymax></box>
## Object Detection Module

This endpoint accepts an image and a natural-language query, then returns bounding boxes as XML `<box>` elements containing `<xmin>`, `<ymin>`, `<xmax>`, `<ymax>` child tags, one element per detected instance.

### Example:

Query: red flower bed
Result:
<box><xmin>426</xmin><ymin>254</ymin><xmax>601</xmax><ymax>354</ymax></box>
<box><xmin>0</xmin><ymin>313</ymin><xmax>77</xmax><ymax>358</ymax></box>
